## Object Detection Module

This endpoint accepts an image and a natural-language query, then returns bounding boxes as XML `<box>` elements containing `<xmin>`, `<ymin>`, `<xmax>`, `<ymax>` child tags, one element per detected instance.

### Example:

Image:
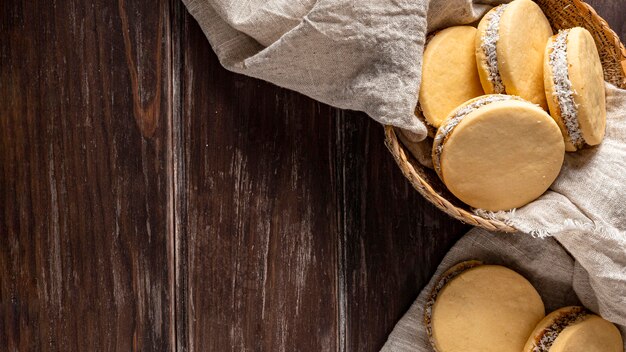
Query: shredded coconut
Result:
<box><xmin>481</xmin><ymin>4</ymin><xmax>509</xmax><ymax>93</ymax></box>
<box><xmin>549</xmin><ymin>30</ymin><xmax>584</xmax><ymax>148</ymax></box>
<box><xmin>532</xmin><ymin>307</ymin><xmax>589</xmax><ymax>352</ymax></box>
<box><xmin>433</xmin><ymin>95</ymin><xmax>519</xmax><ymax>175</ymax></box>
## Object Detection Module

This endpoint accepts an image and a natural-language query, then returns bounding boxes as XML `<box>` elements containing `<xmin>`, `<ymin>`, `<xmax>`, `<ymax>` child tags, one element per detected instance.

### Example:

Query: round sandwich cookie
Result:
<box><xmin>432</xmin><ymin>95</ymin><xmax>565</xmax><ymax>211</ymax></box>
<box><xmin>524</xmin><ymin>306</ymin><xmax>623</xmax><ymax>352</ymax></box>
<box><xmin>425</xmin><ymin>261</ymin><xmax>545</xmax><ymax>352</ymax></box>
<box><xmin>544</xmin><ymin>27</ymin><xmax>606</xmax><ymax>151</ymax></box>
<box><xmin>419</xmin><ymin>26</ymin><xmax>484</xmax><ymax>128</ymax></box>
<box><xmin>476</xmin><ymin>0</ymin><xmax>553</xmax><ymax>108</ymax></box>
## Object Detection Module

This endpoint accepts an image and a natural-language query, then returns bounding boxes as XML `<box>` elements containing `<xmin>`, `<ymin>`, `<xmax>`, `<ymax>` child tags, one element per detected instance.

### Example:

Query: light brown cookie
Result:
<box><xmin>425</xmin><ymin>262</ymin><xmax>545</xmax><ymax>352</ymax></box>
<box><xmin>419</xmin><ymin>26</ymin><xmax>484</xmax><ymax>128</ymax></box>
<box><xmin>476</xmin><ymin>0</ymin><xmax>552</xmax><ymax>109</ymax></box>
<box><xmin>524</xmin><ymin>306</ymin><xmax>623</xmax><ymax>352</ymax></box>
<box><xmin>432</xmin><ymin>95</ymin><xmax>564</xmax><ymax>211</ymax></box>
<box><xmin>544</xmin><ymin>27</ymin><xmax>606</xmax><ymax>151</ymax></box>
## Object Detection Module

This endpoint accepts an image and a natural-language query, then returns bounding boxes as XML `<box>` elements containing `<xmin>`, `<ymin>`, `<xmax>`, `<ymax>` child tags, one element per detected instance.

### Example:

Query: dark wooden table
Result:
<box><xmin>1</xmin><ymin>1</ymin><xmax>624</xmax><ymax>351</ymax></box>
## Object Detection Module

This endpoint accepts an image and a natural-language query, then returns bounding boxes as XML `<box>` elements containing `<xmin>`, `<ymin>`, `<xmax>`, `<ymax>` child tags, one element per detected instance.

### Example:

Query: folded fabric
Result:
<box><xmin>182</xmin><ymin>0</ymin><xmax>500</xmax><ymax>138</ymax></box>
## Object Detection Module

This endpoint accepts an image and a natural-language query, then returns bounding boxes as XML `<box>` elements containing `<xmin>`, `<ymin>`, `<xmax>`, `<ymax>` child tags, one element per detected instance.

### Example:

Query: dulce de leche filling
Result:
<box><xmin>548</xmin><ymin>29</ymin><xmax>584</xmax><ymax>148</ymax></box>
<box><xmin>531</xmin><ymin>307</ymin><xmax>589</xmax><ymax>352</ymax></box>
<box><xmin>433</xmin><ymin>95</ymin><xmax>521</xmax><ymax>176</ymax></box>
<box><xmin>481</xmin><ymin>4</ymin><xmax>509</xmax><ymax>93</ymax></box>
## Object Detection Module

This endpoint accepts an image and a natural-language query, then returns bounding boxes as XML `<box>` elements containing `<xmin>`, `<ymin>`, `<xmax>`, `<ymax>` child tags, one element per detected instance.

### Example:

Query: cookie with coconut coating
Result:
<box><xmin>432</xmin><ymin>95</ymin><xmax>564</xmax><ymax>211</ymax></box>
<box><xmin>523</xmin><ymin>306</ymin><xmax>623</xmax><ymax>352</ymax></box>
<box><xmin>425</xmin><ymin>262</ymin><xmax>545</xmax><ymax>352</ymax></box>
<box><xmin>544</xmin><ymin>27</ymin><xmax>606</xmax><ymax>151</ymax></box>
<box><xmin>476</xmin><ymin>0</ymin><xmax>552</xmax><ymax>108</ymax></box>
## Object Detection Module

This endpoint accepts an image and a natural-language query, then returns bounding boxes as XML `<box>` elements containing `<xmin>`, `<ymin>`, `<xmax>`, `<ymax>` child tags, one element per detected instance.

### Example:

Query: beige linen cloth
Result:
<box><xmin>183</xmin><ymin>0</ymin><xmax>626</xmax><ymax>350</ymax></box>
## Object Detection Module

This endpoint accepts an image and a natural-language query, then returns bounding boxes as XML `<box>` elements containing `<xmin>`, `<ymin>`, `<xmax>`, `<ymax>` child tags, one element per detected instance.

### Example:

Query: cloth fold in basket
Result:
<box><xmin>182</xmin><ymin>0</ymin><xmax>626</xmax><ymax>350</ymax></box>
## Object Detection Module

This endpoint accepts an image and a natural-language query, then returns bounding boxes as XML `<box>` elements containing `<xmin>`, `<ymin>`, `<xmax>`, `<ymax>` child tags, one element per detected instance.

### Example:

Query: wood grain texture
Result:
<box><xmin>0</xmin><ymin>0</ymin><xmax>175</xmax><ymax>350</ymax></box>
<box><xmin>1</xmin><ymin>1</ymin><xmax>625</xmax><ymax>352</ymax></box>
<box><xmin>177</xmin><ymin>14</ymin><xmax>341</xmax><ymax>351</ymax></box>
<box><xmin>336</xmin><ymin>111</ymin><xmax>468</xmax><ymax>351</ymax></box>
<box><xmin>177</xmin><ymin>11</ymin><xmax>469</xmax><ymax>352</ymax></box>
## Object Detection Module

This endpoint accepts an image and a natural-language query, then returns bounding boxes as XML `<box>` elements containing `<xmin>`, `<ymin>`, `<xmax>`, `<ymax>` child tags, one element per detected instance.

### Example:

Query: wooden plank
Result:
<box><xmin>0</xmin><ymin>0</ymin><xmax>176</xmax><ymax>350</ymax></box>
<box><xmin>336</xmin><ymin>111</ymin><xmax>469</xmax><ymax>351</ymax></box>
<box><xmin>178</xmin><ymin>14</ymin><xmax>341</xmax><ymax>351</ymax></box>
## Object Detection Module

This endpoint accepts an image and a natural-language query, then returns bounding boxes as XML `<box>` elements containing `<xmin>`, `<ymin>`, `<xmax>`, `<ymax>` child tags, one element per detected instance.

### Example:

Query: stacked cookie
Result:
<box><xmin>418</xmin><ymin>0</ymin><xmax>606</xmax><ymax>212</ymax></box>
<box><xmin>425</xmin><ymin>262</ymin><xmax>623</xmax><ymax>352</ymax></box>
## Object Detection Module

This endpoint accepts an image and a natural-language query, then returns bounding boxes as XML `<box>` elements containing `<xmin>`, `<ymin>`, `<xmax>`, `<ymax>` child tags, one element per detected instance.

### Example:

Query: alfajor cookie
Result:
<box><xmin>544</xmin><ymin>27</ymin><xmax>606</xmax><ymax>151</ymax></box>
<box><xmin>476</xmin><ymin>0</ymin><xmax>553</xmax><ymax>108</ymax></box>
<box><xmin>524</xmin><ymin>306</ymin><xmax>623</xmax><ymax>352</ymax></box>
<box><xmin>425</xmin><ymin>261</ymin><xmax>545</xmax><ymax>352</ymax></box>
<box><xmin>432</xmin><ymin>95</ymin><xmax>564</xmax><ymax>211</ymax></box>
<box><xmin>419</xmin><ymin>26</ymin><xmax>484</xmax><ymax>128</ymax></box>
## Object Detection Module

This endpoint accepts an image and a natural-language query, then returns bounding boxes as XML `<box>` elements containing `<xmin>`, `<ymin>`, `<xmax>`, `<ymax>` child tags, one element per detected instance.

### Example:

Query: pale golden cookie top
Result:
<box><xmin>434</xmin><ymin>96</ymin><xmax>564</xmax><ymax>211</ymax></box>
<box><xmin>420</xmin><ymin>26</ymin><xmax>484</xmax><ymax>128</ymax></box>
<box><xmin>430</xmin><ymin>265</ymin><xmax>544</xmax><ymax>352</ymax></box>
<box><xmin>476</xmin><ymin>0</ymin><xmax>552</xmax><ymax>108</ymax></box>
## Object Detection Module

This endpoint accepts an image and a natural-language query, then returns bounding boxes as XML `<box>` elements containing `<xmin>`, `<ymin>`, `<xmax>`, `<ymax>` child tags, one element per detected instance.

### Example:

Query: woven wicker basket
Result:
<box><xmin>385</xmin><ymin>0</ymin><xmax>626</xmax><ymax>233</ymax></box>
